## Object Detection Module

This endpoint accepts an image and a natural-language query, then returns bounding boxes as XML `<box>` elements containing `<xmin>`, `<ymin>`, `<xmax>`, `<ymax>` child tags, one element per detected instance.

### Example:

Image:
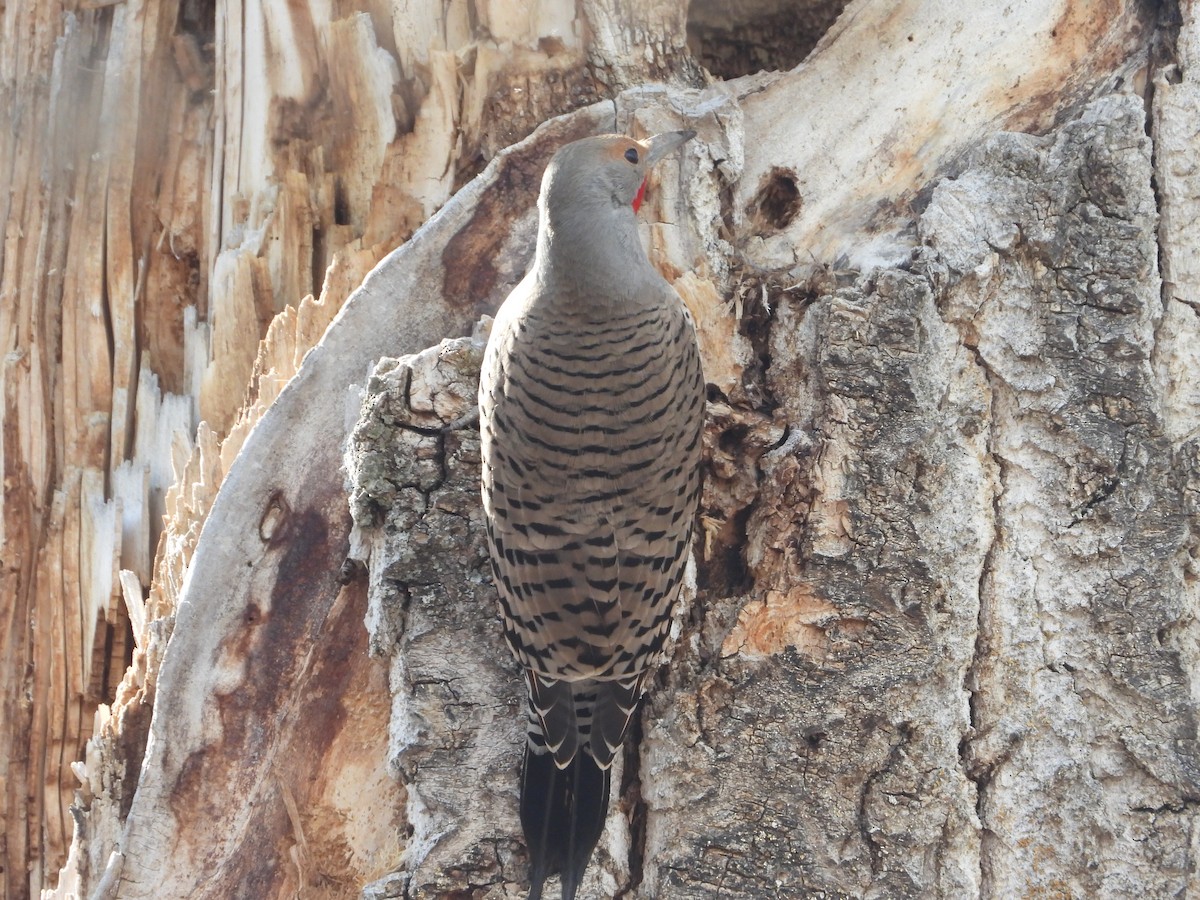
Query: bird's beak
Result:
<box><xmin>643</xmin><ymin>130</ymin><xmax>696</xmax><ymax>167</ymax></box>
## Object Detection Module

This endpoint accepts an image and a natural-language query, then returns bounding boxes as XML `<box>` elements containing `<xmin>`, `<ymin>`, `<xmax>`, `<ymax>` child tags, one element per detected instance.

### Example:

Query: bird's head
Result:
<box><xmin>540</xmin><ymin>130</ymin><xmax>696</xmax><ymax>220</ymax></box>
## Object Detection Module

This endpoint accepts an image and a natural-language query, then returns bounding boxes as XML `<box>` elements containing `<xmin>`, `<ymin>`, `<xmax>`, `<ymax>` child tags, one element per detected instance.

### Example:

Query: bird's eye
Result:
<box><xmin>624</xmin><ymin>147</ymin><xmax>639</xmax><ymax>164</ymax></box>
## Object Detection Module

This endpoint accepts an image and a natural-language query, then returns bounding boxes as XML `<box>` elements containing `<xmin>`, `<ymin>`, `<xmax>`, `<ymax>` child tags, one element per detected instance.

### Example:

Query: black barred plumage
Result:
<box><xmin>479</xmin><ymin>130</ymin><xmax>703</xmax><ymax>900</ymax></box>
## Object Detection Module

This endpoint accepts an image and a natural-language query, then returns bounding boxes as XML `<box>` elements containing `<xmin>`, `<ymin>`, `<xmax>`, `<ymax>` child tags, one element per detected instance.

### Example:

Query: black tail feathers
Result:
<box><xmin>521</xmin><ymin>745</ymin><xmax>611</xmax><ymax>900</ymax></box>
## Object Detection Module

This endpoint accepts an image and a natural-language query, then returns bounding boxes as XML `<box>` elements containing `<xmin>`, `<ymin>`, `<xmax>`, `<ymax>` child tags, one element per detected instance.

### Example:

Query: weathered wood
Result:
<box><xmin>100</xmin><ymin>107</ymin><xmax>608</xmax><ymax>900</ymax></box>
<box><xmin>3</xmin><ymin>1</ymin><xmax>644</xmax><ymax>894</ymax></box>
<box><xmin>732</xmin><ymin>0</ymin><xmax>1153</xmax><ymax>273</ymax></box>
<box><xmin>7</xmin><ymin>0</ymin><xmax>1200</xmax><ymax>897</ymax></box>
<box><xmin>341</xmin><ymin>4</ymin><xmax>1200</xmax><ymax>899</ymax></box>
<box><xmin>2</xmin><ymin>2</ymin><xmax>117</xmax><ymax>890</ymax></box>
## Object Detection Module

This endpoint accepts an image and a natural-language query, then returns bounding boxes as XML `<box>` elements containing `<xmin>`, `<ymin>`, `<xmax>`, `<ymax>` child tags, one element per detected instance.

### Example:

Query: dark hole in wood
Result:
<box><xmin>751</xmin><ymin>167</ymin><xmax>802</xmax><ymax>231</ymax></box>
<box><xmin>686</xmin><ymin>0</ymin><xmax>851</xmax><ymax>79</ymax></box>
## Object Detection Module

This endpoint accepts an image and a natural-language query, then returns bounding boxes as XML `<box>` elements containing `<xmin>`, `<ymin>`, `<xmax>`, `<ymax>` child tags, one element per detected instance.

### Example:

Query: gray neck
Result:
<box><xmin>533</xmin><ymin>197</ymin><xmax>659</xmax><ymax>307</ymax></box>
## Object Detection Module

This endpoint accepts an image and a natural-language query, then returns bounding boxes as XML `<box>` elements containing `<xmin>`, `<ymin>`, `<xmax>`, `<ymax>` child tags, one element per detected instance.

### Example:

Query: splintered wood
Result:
<box><xmin>3</xmin><ymin>0</ymin><xmax>688</xmax><ymax>896</ymax></box>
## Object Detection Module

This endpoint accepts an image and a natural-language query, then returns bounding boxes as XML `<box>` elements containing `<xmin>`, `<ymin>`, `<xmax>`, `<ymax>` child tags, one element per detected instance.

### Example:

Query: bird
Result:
<box><xmin>478</xmin><ymin>129</ymin><xmax>705</xmax><ymax>900</ymax></box>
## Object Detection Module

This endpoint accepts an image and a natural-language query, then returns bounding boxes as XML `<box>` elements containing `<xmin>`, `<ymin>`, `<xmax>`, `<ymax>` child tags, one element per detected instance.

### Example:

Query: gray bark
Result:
<box><xmin>345</xmin><ymin>91</ymin><xmax>1200</xmax><ymax>898</ymax></box>
<box><xmin>347</xmin><ymin>330</ymin><xmax>532</xmax><ymax>899</ymax></box>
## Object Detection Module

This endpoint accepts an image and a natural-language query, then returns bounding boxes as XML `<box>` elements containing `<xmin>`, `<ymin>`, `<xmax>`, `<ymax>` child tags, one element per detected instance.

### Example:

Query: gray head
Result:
<box><xmin>533</xmin><ymin>130</ymin><xmax>695</xmax><ymax>296</ymax></box>
<box><xmin>539</xmin><ymin>131</ymin><xmax>696</xmax><ymax>219</ymax></box>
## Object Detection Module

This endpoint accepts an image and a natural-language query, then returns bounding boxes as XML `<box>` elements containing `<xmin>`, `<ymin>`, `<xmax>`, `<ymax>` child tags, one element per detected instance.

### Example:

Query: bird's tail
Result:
<box><xmin>520</xmin><ymin>673</ymin><xmax>646</xmax><ymax>898</ymax></box>
<box><xmin>516</xmin><ymin>676</ymin><xmax>648</xmax><ymax>900</ymax></box>
<box><xmin>521</xmin><ymin>743</ymin><xmax>610</xmax><ymax>900</ymax></box>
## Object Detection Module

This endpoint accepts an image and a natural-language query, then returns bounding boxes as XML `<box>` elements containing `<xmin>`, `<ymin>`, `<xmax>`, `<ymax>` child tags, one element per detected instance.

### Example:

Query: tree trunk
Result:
<box><xmin>3</xmin><ymin>0</ymin><xmax>1197</xmax><ymax>898</ymax></box>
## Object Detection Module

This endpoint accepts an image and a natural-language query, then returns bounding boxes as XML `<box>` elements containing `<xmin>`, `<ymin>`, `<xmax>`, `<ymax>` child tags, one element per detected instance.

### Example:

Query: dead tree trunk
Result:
<box><xmin>4</xmin><ymin>0</ymin><xmax>1198</xmax><ymax>898</ymax></box>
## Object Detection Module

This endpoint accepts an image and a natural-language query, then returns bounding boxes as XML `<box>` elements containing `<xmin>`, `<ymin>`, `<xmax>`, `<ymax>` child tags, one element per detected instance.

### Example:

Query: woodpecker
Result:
<box><xmin>478</xmin><ymin>130</ymin><xmax>704</xmax><ymax>899</ymax></box>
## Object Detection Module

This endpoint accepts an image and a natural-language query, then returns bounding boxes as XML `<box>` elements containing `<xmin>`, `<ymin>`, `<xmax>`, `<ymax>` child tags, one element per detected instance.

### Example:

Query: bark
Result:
<box><xmin>5</xmin><ymin>0</ymin><xmax>1199</xmax><ymax>898</ymax></box>
<box><xmin>343</xmin><ymin>93</ymin><xmax>1200</xmax><ymax>899</ymax></box>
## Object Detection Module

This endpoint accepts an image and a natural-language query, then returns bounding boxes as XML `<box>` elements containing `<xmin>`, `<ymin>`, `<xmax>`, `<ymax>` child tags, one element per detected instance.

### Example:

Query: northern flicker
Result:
<box><xmin>479</xmin><ymin>130</ymin><xmax>704</xmax><ymax>900</ymax></box>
